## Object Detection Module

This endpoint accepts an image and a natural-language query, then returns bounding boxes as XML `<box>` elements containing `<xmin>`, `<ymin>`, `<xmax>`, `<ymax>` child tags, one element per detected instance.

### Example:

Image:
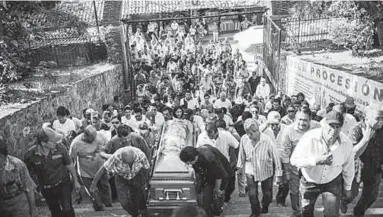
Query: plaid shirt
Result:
<box><xmin>104</xmin><ymin>146</ymin><xmax>150</xmax><ymax>180</ymax></box>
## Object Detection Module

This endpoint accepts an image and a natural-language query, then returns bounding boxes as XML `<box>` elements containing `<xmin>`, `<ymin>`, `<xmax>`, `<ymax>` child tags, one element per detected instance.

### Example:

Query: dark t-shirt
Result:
<box><xmin>233</xmin><ymin>120</ymin><xmax>246</xmax><ymax>137</ymax></box>
<box><xmin>350</xmin><ymin>122</ymin><xmax>383</xmax><ymax>175</ymax></box>
<box><xmin>193</xmin><ymin>145</ymin><xmax>234</xmax><ymax>189</ymax></box>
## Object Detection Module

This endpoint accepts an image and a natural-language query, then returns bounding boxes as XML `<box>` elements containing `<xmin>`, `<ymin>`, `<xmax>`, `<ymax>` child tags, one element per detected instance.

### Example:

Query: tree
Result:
<box><xmin>287</xmin><ymin>0</ymin><xmax>382</xmax><ymax>56</ymax></box>
<box><xmin>0</xmin><ymin>1</ymin><xmax>60</xmax><ymax>84</ymax></box>
<box><xmin>0</xmin><ymin>1</ymin><xmax>88</xmax><ymax>85</ymax></box>
<box><xmin>328</xmin><ymin>1</ymin><xmax>376</xmax><ymax>55</ymax></box>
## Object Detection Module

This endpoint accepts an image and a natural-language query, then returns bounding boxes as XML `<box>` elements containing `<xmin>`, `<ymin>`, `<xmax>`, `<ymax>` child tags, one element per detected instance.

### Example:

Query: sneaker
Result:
<box><xmin>277</xmin><ymin>202</ymin><xmax>286</xmax><ymax>207</ymax></box>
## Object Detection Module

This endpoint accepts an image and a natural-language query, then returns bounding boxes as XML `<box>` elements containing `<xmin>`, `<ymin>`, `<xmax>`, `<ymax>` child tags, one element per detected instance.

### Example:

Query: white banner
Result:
<box><xmin>286</xmin><ymin>56</ymin><xmax>383</xmax><ymax>111</ymax></box>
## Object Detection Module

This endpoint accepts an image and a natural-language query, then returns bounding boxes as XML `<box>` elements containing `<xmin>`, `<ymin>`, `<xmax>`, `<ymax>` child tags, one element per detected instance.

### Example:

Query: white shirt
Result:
<box><xmin>196</xmin><ymin>130</ymin><xmax>239</xmax><ymax>161</ymax></box>
<box><xmin>223</xmin><ymin>115</ymin><xmax>234</xmax><ymax>127</ymax></box>
<box><xmin>213</xmin><ymin>99</ymin><xmax>232</xmax><ymax>110</ymax></box>
<box><xmin>180</xmin><ymin>98</ymin><xmax>200</xmax><ymax>110</ymax></box>
<box><xmin>290</xmin><ymin>128</ymin><xmax>355</xmax><ymax>190</ymax></box>
<box><xmin>255</xmin><ymin>83</ymin><xmax>271</xmax><ymax>99</ymax></box>
<box><xmin>193</xmin><ymin>115</ymin><xmax>205</xmax><ymax>132</ymax></box>
<box><xmin>53</xmin><ymin>119</ymin><xmax>76</xmax><ymax>136</ymax></box>
<box><xmin>154</xmin><ymin>112</ymin><xmax>165</xmax><ymax>131</ymax></box>
<box><xmin>320</xmin><ymin>113</ymin><xmax>358</xmax><ymax>136</ymax></box>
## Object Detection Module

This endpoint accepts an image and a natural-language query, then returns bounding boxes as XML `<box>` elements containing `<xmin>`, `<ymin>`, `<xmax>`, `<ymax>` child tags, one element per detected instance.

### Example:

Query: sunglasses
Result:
<box><xmin>288</xmin><ymin>110</ymin><xmax>296</xmax><ymax>113</ymax></box>
<box><xmin>112</xmin><ymin>121</ymin><xmax>120</xmax><ymax>124</ymax></box>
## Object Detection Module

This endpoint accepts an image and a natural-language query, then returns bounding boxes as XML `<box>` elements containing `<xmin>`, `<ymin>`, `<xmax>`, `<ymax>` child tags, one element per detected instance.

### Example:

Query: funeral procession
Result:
<box><xmin>2</xmin><ymin>0</ymin><xmax>383</xmax><ymax>217</ymax></box>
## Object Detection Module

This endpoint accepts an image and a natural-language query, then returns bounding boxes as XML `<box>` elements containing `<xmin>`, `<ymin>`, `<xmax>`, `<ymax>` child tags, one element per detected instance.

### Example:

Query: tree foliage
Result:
<box><xmin>328</xmin><ymin>1</ymin><xmax>375</xmax><ymax>54</ymax></box>
<box><xmin>0</xmin><ymin>1</ymin><xmax>89</xmax><ymax>85</ymax></box>
<box><xmin>288</xmin><ymin>0</ymin><xmax>383</xmax><ymax>56</ymax></box>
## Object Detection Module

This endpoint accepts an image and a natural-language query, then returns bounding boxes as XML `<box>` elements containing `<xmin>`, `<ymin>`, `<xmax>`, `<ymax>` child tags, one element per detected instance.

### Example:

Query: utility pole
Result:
<box><xmin>93</xmin><ymin>0</ymin><xmax>100</xmax><ymax>36</ymax></box>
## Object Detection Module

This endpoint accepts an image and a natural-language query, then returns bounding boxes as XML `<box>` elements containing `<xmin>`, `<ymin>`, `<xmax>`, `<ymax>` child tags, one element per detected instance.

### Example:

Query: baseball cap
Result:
<box><xmin>325</xmin><ymin>110</ymin><xmax>344</xmax><ymax>126</ymax></box>
<box><xmin>267</xmin><ymin>111</ymin><xmax>281</xmax><ymax>124</ymax></box>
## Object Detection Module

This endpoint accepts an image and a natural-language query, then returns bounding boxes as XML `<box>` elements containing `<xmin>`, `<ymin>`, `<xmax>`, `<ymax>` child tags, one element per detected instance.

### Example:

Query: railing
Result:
<box><xmin>24</xmin><ymin>28</ymin><xmax>107</xmax><ymax>67</ymax></box>
<box><xmin>281</xmin><ymin>15</ymin><xmax>340</xmax><ymax>50</ymax></box>
<box><xmin>263</xmin><ymin>15</ymin><xmax>282</xmax><ymax>91</ymax></box>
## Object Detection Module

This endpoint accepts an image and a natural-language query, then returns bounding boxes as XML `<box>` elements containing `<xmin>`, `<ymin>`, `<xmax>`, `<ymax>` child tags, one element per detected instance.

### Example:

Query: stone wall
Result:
<box><xmin>0</xmin><ymin>64</ymin><xmax>123</xmax><ymax>159</ymax></box>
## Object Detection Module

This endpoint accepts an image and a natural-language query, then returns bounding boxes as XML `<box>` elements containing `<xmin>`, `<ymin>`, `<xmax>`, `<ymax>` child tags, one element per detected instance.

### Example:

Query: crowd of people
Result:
<box><xmin>1</xmin><ymin>18</ymin><xmax>383</xmax><ymax>217</ymax></box>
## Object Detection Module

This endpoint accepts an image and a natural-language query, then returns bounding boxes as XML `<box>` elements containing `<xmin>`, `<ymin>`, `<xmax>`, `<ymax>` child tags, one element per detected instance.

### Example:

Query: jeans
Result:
<box><xmin>300</xmin><ymin>175</ymin><xmax>342</xmax><ymax>217</ymax></box>
<box><xmin>109</xmin><ymin>175</ymin><xmax>118</xmax><ymax>201</ymax></box>
<box><xmin>276</xmin><ymin>183</ymin><xmax>289</xmax><ymax>204</ymax></box>
<box><xmin>290</xmin><ymin>170</ymin><xmax>301</xmax><ymax>216</ymax></box>
<box><xmin>237</xmin><ymin>167</ymin><xmax>247</xmax><ymax>195</ymax></box>
<box><xmin>197</xmin><ymin>183</ymin><xmax>214</xmax><ymax>217</ymax></box>
<box><xmin>82</xmin><ymin>172</ymin><xmax>112</xmax><ymax>210</ymax></box>
<box><xmin>41</xmin><ymin>178</ymin><xmax>75</xmax><ymax>217</ymax></box>
<box><xmin>115</xmin><ymin>170</ymin><xmax>148</xmax><ymax>217</ymax></box>
<box><xmin>225</xmin><ymin>175</ymin><xmax>236</xmax><ymax>202</ymax></box>
<box><xmin>246</xmin><ymin>175</ymin><xmax>273</xmax><ymax>215</ymax></box>
<box><xmin>353</xmin><ymin>172</ymin><xmax>381</xmax><ymax>216</ymax></box>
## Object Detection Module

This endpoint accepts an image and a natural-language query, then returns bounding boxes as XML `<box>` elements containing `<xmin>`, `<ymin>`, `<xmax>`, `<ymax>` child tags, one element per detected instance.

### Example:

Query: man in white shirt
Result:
<box><xmin>279</xmin><ymin>107</ymin><xmax>321</xmax><ymax>217</ymax></box>
<box><xmin>196</xmin><ymin>122</ymin><xmax>239</xmax><ymax>203</ymax></box>
<box><xmin>180</xmin><ymin>91</ymin><xmax>199</xmax><ymax>111</ymax></box>
<box><xmin>121</xmin><ymin>106</ymin><xmax>134</xmax><ymax>128</ymax></box>
<box><xmin>147</xmin><ymin>103</ymin><xmax>165</xmax><ymax>131</ymax></box>
<box><xmin>213</xmin><ymin>92</ymin><xmax>232</xmax><ymax>111</ymax></box>
<box><xmin>53</xmin><ymin>106</ymin><xmax>76</xmax><ymax>137</ymax></box>
<box><xmin>129</xmin><ymin>107</ymin><xmax>147</xmax><ymax>133</ymax></box>
<box><xmin>320</xmin><ymin>103</ymin><xmax>358</xmax><ymax>136</ymax></box>
<box><xmin>290</xmin><ymin>110</ymin><xmax>355</xmax><ymax>217</ymax></box>
<box><xmin>255</xmin><ymin>77</ymin><xmax>270</xmax><ymax>100</ymax></box>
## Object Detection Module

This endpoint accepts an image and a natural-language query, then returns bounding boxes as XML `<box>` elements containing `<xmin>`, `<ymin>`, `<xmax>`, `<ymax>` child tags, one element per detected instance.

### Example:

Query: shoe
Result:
<box><xmin>277</xmin><ymin>202</ymin><xmax>286</xmax><ymax>207</ymax></box>
<box><xmin>93</xmin><ymin>203</ymin><xmax>104</xmax><ymax>211</ymax></box>
<box><xmin>261</xmin><ymin>206</ymin><xmax>268</xmax><ymax>213</ymax></box>
<box><xmin>239</xmin><ymin>192</ymin><xmax>247</xmax><ymax>197</ymax></box>
<box><xmin>105</xmin><ymin>204</ymin><xmax>113</xmax><ymax>207</ymax></box>
<box><xmin>224</xmin><ymin>196</ymin><xmax>231</xmax><ymax>203</ymax></box>
<box><xmin>249</xmin><ymin>213</ymin><xmax>260</xmax><ymax>217</ymax></box>
<box><xmin>340</xmin><ymin>202</ymin><xmax>348</xmax><ymax>214</ymax></box>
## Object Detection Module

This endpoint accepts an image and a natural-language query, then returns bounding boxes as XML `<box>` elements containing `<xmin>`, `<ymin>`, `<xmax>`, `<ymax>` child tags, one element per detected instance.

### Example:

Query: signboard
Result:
<box><xmin>286</xmin><ymin>56</ymin><xmax>383</xmax><ymax>111</ymax></box>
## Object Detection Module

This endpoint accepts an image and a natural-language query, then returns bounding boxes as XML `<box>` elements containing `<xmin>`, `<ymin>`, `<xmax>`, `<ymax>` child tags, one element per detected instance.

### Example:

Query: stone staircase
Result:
<box><xmin>36</xmin><ymin>183</ymin><xmax>383</xmax><ymax>217</ymax></box>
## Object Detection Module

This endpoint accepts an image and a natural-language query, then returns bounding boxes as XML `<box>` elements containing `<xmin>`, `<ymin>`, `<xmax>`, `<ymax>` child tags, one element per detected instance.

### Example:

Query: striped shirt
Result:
<box><xmin>237</xmin><ymin>133</ymin><xmax>283</xmax><ymax>182</ymax></box>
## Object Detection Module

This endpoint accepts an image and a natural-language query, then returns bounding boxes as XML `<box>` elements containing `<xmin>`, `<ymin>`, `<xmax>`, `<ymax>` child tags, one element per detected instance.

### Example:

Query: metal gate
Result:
<box><xmin>263</xmin><ymin>15</ymin><xmax>282</xmax><ymax>92</ymax></box>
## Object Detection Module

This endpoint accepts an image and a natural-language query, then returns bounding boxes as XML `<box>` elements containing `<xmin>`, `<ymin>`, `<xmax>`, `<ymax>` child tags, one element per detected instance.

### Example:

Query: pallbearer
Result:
<box><xmin>90</xmin><ymin>146</ymin><xmax>150</xmax><ymax>217</ymax></box>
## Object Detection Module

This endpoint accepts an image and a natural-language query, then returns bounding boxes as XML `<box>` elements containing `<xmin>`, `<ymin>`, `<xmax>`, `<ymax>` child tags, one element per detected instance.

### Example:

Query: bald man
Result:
<box><xmin>69</xmin><ymin>125</ymin><xmax>112</xmax><ymax>211</ymax></box>
<box><xmin>90</xmin><ymin>146</ymin><xmax>150</xmax><ymax>217</ymax></box>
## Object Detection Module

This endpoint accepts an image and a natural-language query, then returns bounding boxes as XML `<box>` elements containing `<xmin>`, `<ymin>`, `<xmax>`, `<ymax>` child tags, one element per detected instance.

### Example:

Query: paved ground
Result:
<box><xmin>37</xmin><ymin>182</ymin><xmax>383</xmax><ymax>217</ymax></box>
